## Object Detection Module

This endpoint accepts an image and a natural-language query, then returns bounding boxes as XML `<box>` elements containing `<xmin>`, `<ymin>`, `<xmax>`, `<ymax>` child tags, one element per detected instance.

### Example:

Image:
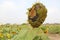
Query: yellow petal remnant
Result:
<box><xmin>0</xmin><ymin>33</ymin><xmax>4</xmax><ymax>38</ymax></box>
<box><xmin>44</xmin><ymin>28</ymin><xmax>48</xmax><ymax>34</ymax></box>
<box><xmin>11</xmin><ymin>32</ymin><xmax>16</xmax><ymax>34</ymax></box>
<box><xmin>6</xmin><ymin>33</ymin><xmax>11</xmax><ymax>39</ymax></box>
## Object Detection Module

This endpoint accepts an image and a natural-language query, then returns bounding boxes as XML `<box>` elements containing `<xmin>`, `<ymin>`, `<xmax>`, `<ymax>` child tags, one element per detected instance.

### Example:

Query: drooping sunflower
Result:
<box><xmin>28</xmin><ymin>3</ymin><xmax>47</xmax><ymax>28</ymax></box>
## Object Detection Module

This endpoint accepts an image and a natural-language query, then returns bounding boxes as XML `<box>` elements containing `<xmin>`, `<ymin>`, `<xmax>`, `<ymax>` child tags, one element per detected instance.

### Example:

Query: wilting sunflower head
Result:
<box><xmin>28</xmin><ymin>3</ymin><xmax>47</xmax><ymax>28</ymax></box>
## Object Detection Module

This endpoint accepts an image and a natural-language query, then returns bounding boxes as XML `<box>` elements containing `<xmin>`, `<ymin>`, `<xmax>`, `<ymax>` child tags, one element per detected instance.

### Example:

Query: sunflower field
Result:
<box><xmin>0</xmin><ymin>23</ymin><xmax>60</xmax><ymax>40</ymax></box>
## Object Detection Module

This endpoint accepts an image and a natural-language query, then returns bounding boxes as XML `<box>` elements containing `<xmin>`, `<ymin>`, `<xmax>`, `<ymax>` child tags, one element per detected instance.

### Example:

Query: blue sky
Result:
<box><xmin>0</xmin><ymin>0</ymin><xmax>60</xmax><ymax>24</ymax></box>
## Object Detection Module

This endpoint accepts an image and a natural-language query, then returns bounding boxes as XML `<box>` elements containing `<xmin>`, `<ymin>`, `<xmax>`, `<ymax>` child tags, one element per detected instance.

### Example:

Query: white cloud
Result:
<box><xmin>44</xmin><ymin>7</ymin><xmax>60</xmax><ymax>23</ymax></box>
<box><xmin>0</xmin><ymin>0</ymin><xmax>60</xmax><ymax>24</ymax></box>
<box><xmin>0</xmin><ymin>1</ymin><xmax>27</xmax><ymax>24</ymax></box>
